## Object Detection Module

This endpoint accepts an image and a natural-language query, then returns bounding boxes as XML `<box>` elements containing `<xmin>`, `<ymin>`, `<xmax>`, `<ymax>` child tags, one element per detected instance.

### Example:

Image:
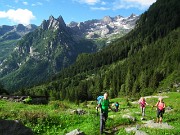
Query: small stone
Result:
<box><xmin>66</xmin><ymin>129</ymin><xmax>85</xmax><ymax>135</ymax></box>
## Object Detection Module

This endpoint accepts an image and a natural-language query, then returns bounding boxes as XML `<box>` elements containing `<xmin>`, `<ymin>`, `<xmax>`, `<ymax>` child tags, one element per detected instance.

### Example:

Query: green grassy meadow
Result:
<box><xmin>0</xmin><ymin>92</ymin><xmax>179</xmax><ymax>135</ymax></box>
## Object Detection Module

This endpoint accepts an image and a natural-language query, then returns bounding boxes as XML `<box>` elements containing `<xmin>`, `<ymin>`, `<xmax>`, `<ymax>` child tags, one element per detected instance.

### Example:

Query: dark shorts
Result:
<box><xmin>157</xmin><ymin>109</ymin><xmax>164</xmax><ymax>118</ymax></box>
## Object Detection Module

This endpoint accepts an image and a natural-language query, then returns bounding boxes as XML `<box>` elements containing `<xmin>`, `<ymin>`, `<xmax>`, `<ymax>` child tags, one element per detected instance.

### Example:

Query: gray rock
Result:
<box><xmin>76</xmin><ymin>109</ymin><xmax>86</xmax><ymax>115</ymax></box>
<box><xmin>122</xmin><ymin>114</ymin><xmax>136</xmax><ymax>121</ymax></box>
<box><xmin>69</xmin><ymin>109</ymin><xmax>86</xmax><ymax>115</ymax></box>
<box><xmin>135</xmin><ymin>130</ymin><xmax>148</xmax><ymax>135</ymax></box>
<box><xmin>125</xmin><ymin>127</ymin><xmax>137</xmax><ymax>133</ymax></box>
<box><xmin>66</xmin><ymin>129</ymin><xmax>85</xmax><ymax>135</ymax></box>
<box><xmin>165</xmin><ymin>106</ymin><xmax>173</xmax><ymax>113</ymax></box>
<box><xmin>125</xmin><ymin>126</ymin><xmax>148</xmax><ymax>135</ymax></box>
<box><xmin>144</xmin><ymin>120</ymin><xmax>173</xmax><ymax>129</ymax></box>
<box><xmin>0</xmin><ymin>120</ymin><xmax>33</xmax><ymax>135</ymax></box>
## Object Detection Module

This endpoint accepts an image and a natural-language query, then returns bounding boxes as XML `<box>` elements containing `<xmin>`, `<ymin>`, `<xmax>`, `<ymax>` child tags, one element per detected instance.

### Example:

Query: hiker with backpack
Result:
<box><xmin>115</xmin><ymin>102</ymin><xmax>119</xmax><ymax>112</ymax></box>
<box><xmin>96</xmin><ymin>92</ymin><xmax>113</xmax><ymax>134</ymax></box>
<box><xmin>153</xmin><ymin>97</ymin><xmax>166</xmax><ymax>123</ymax></box>
<box><xmin>96</xmin><ymin>95</ymin><xmax>104</xmax><ymax>113</ymax></box>
<box><xmin>138</xmin><ymin>97</ymin><xmax>148</xmax><ymax>119</ymax></box>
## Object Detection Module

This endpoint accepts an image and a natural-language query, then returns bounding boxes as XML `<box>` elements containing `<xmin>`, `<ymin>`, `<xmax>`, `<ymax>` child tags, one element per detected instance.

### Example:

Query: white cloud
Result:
<box><xmin>15</xmin><ymin>0</ymin><xmax>19</xmax><ymax>3</ymax></box>
<box><xmin>0</xmin><ymin>9</ymin><xmax>35</xmax><ymax>25</ymax></box>
<box><xmin>37</xmin><ymin>2</ymin><xmax>43</xmax><ymax>5</ymax></box>
<box><xmin>32</xmin><ymin>2</ymin><xmax>43</xmax><ymax>6</ymax></box>
<box><xmin>6</xmin><ymin>5</ymin><xmax>15</xmax><ymax>8</ymax></box>
<box><xmin>73</xmin><ymin>0</ymin><xmax>156</xmax><ymax>10</ymax></box>
<box><xmin>73</xmin><ymin>0</ymin><xmax>100</xmax><ymax>5</ymax></box>
<box><xmin>125</xmin><ymin>0</ymin><xmax>156</xmax><ymax>6</ymax></box>
<box><xmin>113</xmin><ymin>0</ymin><xmax>156</xmax><ymax>10</ymax></box>
<box><xmin>91</xmin><ymin>7</ymin><xmax>110</xmax><ymax>10</ymax></box>
<box><xmin>23</xmin><ymin>2</ymin><xmax>28</xmax><ymax>5</ymax></box>
<box><xmin>101</xmin><ymin>1</ymin><xmax>107</xmax><ymax>5</ymax></box>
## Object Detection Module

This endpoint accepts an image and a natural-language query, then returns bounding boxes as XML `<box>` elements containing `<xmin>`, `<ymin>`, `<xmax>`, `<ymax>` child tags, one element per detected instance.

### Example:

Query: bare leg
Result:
<box><xmin>156</xmin><ymin>118</ymin><xmax>159</xmax><ymax>123</ymax></box>
<box><xmin>142</xmin><ymin>107</ymin><xmax>145</xmax><ymax>117</ymax></box>
<box><xmin>159</xmin><ymin>117</ymin><xmax>162</xmax><ymax>124</ymax></box>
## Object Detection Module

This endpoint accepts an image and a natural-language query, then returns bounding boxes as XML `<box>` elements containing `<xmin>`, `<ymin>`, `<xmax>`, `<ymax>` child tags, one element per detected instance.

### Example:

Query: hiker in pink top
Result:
<box><xmin>138</xmin><ymin>97</ymin><xmax>148</xmax><ymax>119</ymax></box>
<box><xmin>153</xmin><ymin>97</ymin><xmax>166</xmax><ymax>123</ymax></box>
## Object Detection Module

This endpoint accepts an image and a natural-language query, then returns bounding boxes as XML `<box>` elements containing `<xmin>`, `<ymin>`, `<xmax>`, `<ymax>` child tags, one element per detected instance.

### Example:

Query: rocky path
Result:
<box><xmin>107</xmin><ymin>94</ymin><xmax>174</xmax><ymax>135</ymax></box>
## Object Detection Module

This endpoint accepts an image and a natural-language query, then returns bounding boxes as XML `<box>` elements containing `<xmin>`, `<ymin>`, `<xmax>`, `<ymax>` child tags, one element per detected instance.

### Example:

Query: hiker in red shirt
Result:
<box><xmin>138</xmin><ymin>97</ymin><xmax>148</xmax><ymax>119</ymax></box>
<box><xmin>153</xmin><ymin>97</ymin><xmax>166</xmax><ymax>123</ymax></box>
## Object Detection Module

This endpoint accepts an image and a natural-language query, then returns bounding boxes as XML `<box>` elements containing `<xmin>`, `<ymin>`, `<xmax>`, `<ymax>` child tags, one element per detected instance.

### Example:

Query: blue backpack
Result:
<box><xmin>115</xmin><ymin>102</ymin><xmax>119</xmax><ymax>107</ymax></box>
<box><xmin>97</xmin><ymin>96</ymin><xmax>104</xmax><ymax>104</ymax></box>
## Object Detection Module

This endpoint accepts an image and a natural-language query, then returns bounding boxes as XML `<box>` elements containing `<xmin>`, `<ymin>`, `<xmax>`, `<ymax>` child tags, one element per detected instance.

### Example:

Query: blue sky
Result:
<box><xmin>0</xmin><ymin>0</ymin><xmax>156</xmax><ymax>26</ymax></box>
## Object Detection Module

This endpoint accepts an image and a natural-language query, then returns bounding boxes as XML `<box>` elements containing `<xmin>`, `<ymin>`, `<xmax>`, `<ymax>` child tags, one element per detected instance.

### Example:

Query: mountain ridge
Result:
<box><xmin>0</xmin><ymin>13</ymin><xmax>139</xmax><ymax>91</ymax></box>
<box><xmin>22</xmin><ymin>0</ymin><xmax>180</xmax><ymax>101</ymax></box>
<box><xmin>68</xmin><ymin>13</ymin><xmax>139</xmax><ymax>39</ymax></box>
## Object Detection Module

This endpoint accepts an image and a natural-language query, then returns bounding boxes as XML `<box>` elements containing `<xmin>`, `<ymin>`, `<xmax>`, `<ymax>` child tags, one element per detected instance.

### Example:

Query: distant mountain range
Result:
<box><xmin>0</xmin><ymin>24</ymin><xmax>37</xmax><ymax>41</ymax></box>
<box><xmin>68</xmin><ymin>14</ymin><xmax>139</xmax><ymax>40</ymax></box>
<box><xmin>0</xmin><ymin>14</ymin><xmax>139</xmax><ymax>91</ymax></box>
<box><xmin>22</xmin><ymin>0</ymin><xmax>180</xmax><ymax>102</ymax></box>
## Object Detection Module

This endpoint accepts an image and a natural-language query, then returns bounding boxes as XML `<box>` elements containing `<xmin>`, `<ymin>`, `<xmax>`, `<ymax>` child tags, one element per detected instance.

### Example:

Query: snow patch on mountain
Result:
<box><xmin>68</xmin><ymin>14</ymin><xmax>139</xmax><ymax>39</ymax></box>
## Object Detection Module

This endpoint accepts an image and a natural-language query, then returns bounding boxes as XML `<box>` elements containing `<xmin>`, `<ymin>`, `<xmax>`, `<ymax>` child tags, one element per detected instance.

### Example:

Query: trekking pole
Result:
<box><xmin>96</xmin><ymin>107</ymin><xmax>99</xmax><ymax>116</ymax></box>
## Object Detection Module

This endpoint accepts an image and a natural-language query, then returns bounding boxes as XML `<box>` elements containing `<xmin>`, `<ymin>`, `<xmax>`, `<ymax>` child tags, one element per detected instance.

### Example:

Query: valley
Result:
<box><xmin>0</xmin><ymin>92</ymin><xmax>179</xmax><ymax>134</ymax></box>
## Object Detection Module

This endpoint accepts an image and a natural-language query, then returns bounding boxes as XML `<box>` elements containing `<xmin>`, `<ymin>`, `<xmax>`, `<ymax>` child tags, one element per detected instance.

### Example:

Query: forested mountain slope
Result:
<box><xmin>0</xmin><ymin>16</ymin><xmax>96</xmax><ymax>92</ymax></box>
<box><xmin>0</xmin><ymin>24</ymin><xmax>37</xmax><ymax>61</ymax></box>
<box><xmin>20</xmin><ymin>0</ymin><xmax>180</xmax><ymax>101</ymax></box>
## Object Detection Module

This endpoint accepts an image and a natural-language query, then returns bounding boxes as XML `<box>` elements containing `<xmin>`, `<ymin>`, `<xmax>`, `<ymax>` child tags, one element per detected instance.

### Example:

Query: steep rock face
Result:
<box><xmin>40</xmin><ymin>15</ymin><xmax>66</xmax><ymax>31</ymax></box>
<box><xmin>0</xmin><ymin>24</ymin><xmax>37</xmax><ymax>61</ymax></box>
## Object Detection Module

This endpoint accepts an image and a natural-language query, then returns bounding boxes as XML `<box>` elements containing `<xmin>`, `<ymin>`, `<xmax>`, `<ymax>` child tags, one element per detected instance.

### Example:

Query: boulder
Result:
<box><xmin>135</xmin><ymin>130</ymin><xmax>148</xmax><ymax>135</ymax></box>
<box><xmin>125</xmin><ymin>126</ymin><xmax>148</xmax><ymax>135</ymax></box>
<box><xmin>144</xmin><ymin>120</ymin><xmax>173</xmax><ymax>129</ymax></box>
<box><xmin>125</xmin><ymin>127</ymin><xmax>137</xmax><ymax>133</ymax></box>
<box><xmin>69</xmin><ymin>109</ymin><xmax>86</xmax><ymax>115</ymax></box>
<box><xmin>0</xmin><ymin>120</ymin><xmax>33</xmax><ymax>135</ymax></box>
<box><xmin>165</xmin><ymin>106</ymin><xmax>173</xmax><ymax>113</ymax></box>
<box><xmin>76</xmin><ymin>109</ymin><xmax>86</xmax><ymax>115</ymax></box>
<box><xmin>66</xmin><ymin>129</ymin><xmax>85</xmax><ymax>135</ymax></box>
<box><xmin>122</xmin><ymin>114</ymin><xmax>136</xmax><ymax>122</ymax></box>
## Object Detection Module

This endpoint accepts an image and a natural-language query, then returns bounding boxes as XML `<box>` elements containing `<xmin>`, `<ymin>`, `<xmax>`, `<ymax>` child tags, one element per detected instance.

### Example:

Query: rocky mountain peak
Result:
<box><xmin>69</xmin><ymin>14</ymin><xmax>139</xmax><ymax>39</ymax></box>
<box><xmin>69</xmin><ymin>21</ymin><xmax>78</xmax><ymax>27</ymax></box>
<box><xmin>49</xmin><ymin>15</ymin><xmax>55</xmax><ymax>21</ymax></box>
<box><xmin>102</xmin><ymin>16</ymin><xmax>113</xmax><ymax>23</ymax></box>
<box><xmin>128</xmin><ymin>13</ymin><xmax>137</xmax><ymax>19</ymax></box>
<box><xmin>40</xmin><ymin>15</ymin><xmax>66</xmax><ymax>31</ymax></box>
<box><xmin>114</xmin><ymin>15</ymin><xmax>123</xmax><ymax>20</ymax></box>
<box><xmin>40</xmin><ymin>20</ymin><xmax>48</xmax><ymax>30</ymax></box>
<box><xmin>57</xmin><ymin>15</ymin><xmax>66</xmax><ymax>27</ymax></box>
<box><xmin>15</xmin><ymin>24</ymin><xmax>26</xmax><ymax>32</ymax></box>
<box><xmin>0</xmin><ymin>24</ymin><xmax>37</xmax><ymax>40</ymax></box>
<box><xmin>26</xmin><ymin>24</ymin><xmax>37</xmax><ymax>30</ymax></box>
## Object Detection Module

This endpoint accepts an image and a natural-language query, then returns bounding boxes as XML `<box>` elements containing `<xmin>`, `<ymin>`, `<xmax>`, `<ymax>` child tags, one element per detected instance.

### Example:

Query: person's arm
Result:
<box><xmin>96</xmin><ymin>98</ymin><xmax>102</xmax><ymax>109</ymax></box>
<box><xmin>96</xmin><ymin>103</ymin><xmax>101</xmax><ymax>109</ymax></box>
<box><xmin>109</xmin><ymin>104</ymin><xmax>113</xmax><ymax>111</ymax></box>
<box><xmin>153</xmin><ymin>102</ymin><xmax>158</xmax><ymax>107</ymax></box>
<box><xmin>163</xmin><ymin>103</ymin><xmax>166</xmax><ymax>108</ymax></box>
